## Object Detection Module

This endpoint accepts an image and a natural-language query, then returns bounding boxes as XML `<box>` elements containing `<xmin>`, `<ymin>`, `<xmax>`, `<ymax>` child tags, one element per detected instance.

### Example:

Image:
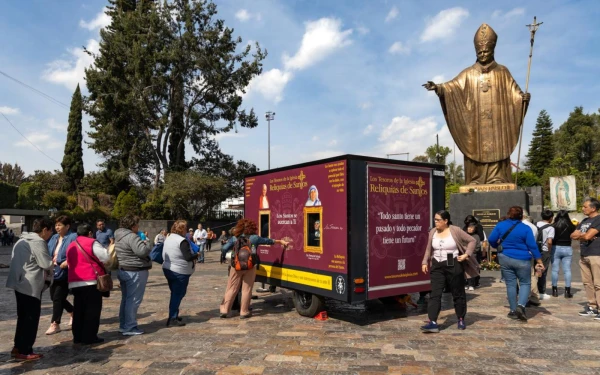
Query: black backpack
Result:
<box><xmin>536</xmin><ymin>224</ymin><xmax>551</xmax><ymax>252</ymax></box>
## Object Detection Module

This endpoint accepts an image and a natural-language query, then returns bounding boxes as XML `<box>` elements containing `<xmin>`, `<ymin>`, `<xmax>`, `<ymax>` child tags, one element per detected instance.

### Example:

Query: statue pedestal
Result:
<box><xmin>449</xmin><ymin>190</ymin><xmax>529</xmax><ymax>236</ymax></box>
<box><xmin>458</xmin><ymin>183</ymin><xmax>516</xmax><ymax>193</ymax></box>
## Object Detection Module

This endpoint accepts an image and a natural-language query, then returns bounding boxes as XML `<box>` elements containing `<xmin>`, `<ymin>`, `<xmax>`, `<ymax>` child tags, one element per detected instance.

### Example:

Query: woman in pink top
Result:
<box><xmin>66</xmin><ymin>224</ymin><xmax>109</xmax><ymax>345</ymax></box>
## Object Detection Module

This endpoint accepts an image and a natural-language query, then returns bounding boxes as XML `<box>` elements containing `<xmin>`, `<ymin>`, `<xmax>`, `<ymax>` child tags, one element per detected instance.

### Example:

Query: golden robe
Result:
<box><xmin>437</xmin><ymin>61</ymin><xmax>525</xmax><ymax>184</ymax></box>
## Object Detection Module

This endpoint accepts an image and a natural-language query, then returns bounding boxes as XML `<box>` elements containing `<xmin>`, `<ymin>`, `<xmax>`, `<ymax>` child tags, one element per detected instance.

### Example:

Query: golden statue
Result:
<box><xmin>424</xmin><ymin>24</ymin><xmax>530</xmax><ymax>185</ymax></box>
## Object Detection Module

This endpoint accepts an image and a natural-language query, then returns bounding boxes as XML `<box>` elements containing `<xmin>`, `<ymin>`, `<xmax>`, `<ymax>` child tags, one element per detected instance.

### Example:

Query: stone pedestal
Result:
<box><xmin>449</xmin><ymin>190</ymin><xmax>529</xmax><ymax>237</ymax></box>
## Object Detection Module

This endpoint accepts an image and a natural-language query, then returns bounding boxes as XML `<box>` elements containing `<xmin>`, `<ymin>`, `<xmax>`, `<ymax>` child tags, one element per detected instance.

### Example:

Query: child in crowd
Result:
<box><xmin>465</xmin><ymin>223</ymin><xmax>482</xmax><ymax>290</ymax></box>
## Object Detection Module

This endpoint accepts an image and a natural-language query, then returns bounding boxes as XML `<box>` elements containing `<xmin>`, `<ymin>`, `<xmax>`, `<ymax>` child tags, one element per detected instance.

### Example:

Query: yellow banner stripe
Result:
<box><xmin>257</xmin><ymin>265</ymin><xmax>332</xmax><ymax>290</ymax></box>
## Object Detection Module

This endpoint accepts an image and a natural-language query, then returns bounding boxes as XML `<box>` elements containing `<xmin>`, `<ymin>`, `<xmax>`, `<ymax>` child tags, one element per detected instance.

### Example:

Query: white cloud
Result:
<box><xmin>492</xmin><ymin>7</ymin><xmax>525</xmax><ymax>19</ymax></box>
<box><xmin>43</xmin><ymin>39</ymin><xmax>100</xmax><ymax>90</ymax></box>
<box><xmin>363</xmin><ymin>124</ymin><xmax>374</xmax><ymax>135</ymax></box>
<box><xmin>48</xmin><ymin>119</ymin><xmax>67</xmax><ymax>133</ymax></box>
<box><xmin>79</xmin><ymin>8</ymin><xmax>111</xmax><ymax>30</ymax></box>
<box><xmin>432</xmin><ymin>75</ymin><xmax>445</xmax><ymax>83</ymax></box>
<box><xmin>421</xmin><ymin>7</ymin><xmax>469</xmax><ymax>42</ymax></box>
<box><xmin>15</xmin><ymin>133</ymin><xmax>62</xmax><ymax>150</ymax></box>
<box><xmin>328</xmin><ymin>139</ymin><xmax>338</xmax><ymax>147</ymax></box>
<box><xmin>214</xmin><ymin>132</ymin><xmax>247</xmax><ymax>141</ymax></box>
<box><xmin>235</xmin><ymin>9</ymin><xmax>261</xmax><ymax>22</ymax></box>
<box><xmin>359</xmin><ymin>102</ymin><xmax>372</xmax><ymax>110</ymax></box>
<box><xmin>377</xmin><ymin>116</ymin><xmax>456</xmax><ymax>160</ymax></box>
<box><xmin>245</xmin><ymin>68</ymin><xmax>293</xmax><ymax>103</ymax></box>
<box><xmin>356</xmin><ymin>26</ymin><xmax>370</xmax><ymax>35</ymax></box>
<box><xmin>0</xmin><ymin>106</ymin><xmax>19</xmax><ymax>115</ymax></box>
<box><xmin>283</xmin><ymin>18</ymin><xmax>353</xmax><ymax>71</ymax></box>
<box><xmin>388</xmin><ymin>41</ymin><xmax>410</xmax><ymax>55</ymax></box>
<box><xmin>312</xmin><ymin>136</ymin><xmax>319</xmax><ymax>141</ymax></box>
<box><xmin>385</xmin><ymin>6</ymin><xmax>399</xmax><ymax>23</ymax></box>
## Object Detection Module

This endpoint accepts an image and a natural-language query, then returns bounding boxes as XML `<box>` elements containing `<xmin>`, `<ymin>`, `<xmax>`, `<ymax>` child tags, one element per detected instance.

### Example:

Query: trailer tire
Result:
<box><xmin>379</xmin><ymin>297</ymin><xmax>398</xmax><ymax>305</ymax></box>
<box><xmin>292</xmin><ymin>290</ymin><xmax>325</xmax><ymax>317</ymax></box>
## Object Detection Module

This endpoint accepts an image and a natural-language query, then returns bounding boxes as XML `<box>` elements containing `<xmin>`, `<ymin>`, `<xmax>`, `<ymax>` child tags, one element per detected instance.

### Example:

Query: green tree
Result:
<box><xmin>446</xmin><ymin>161</ymin><xmax>464</xmax><ymax>185</ymax></box>
<box><xmin>16</xmin><ymin>182</ymin><xmax>44</xmax><ymax>209</ymax></box>
<box><xmin>112</xmin><ymin>189</ymin><xmax>140</xmax><ymax>219</ymax></box>
<box><xmin>61</xmin><ymin>84</ymin><xmax>85</xmax><ymax>191</ymax></box>
<box><xmin>425</xmin><ymin>145</ymin><xmax>452</xmax><ymax>165</ymax></box>
<box><xmin>0</xmin><ymin>162</ymin><xmax>26</xmax><ymax>185</ymax></box>
<box><xmin>552</xmin><ymin>106</ymin><xmax>599</xmax><ymax>174</ymax></box>
<box><xmin>42</xmin><ymin>191</ymin><xmax>70</xmax><ymax>210</ymax></box>
<box><xmin>445</xmin><ymin>183</ymin><xmax>460</xmax><ymax>210</ymax></box>
<box><xmin>511</xmin><ymin>171</ymin><xmax>542</xmax><ymax>187</ymax></box>
<box><xmin>0</xmin><ymin>182</ymin><xmax>18</xmax><ymax>208</ymax></box>
<box><xmin>525</xmin><ymin>110</ymin><xmax>554</xmax><ymax>178</ymax></box>
<box><xmin>162</xmin><ymin>170</ymin><xmax>228</xmax><ymax>220</ymax></box>
<box><xmin>85</xmin><ymin>0</ymin><xmax>266</xmax><ymax>186</ymax></box>
<box><xmin>192</xmin><ymin>148</ymin><xmax>258</xmax><ymax>198</ymax></box>
<box><xmin>412</xmin><ymin>155</ymin><xmax>429</xmax><ymax>163</ymax></box>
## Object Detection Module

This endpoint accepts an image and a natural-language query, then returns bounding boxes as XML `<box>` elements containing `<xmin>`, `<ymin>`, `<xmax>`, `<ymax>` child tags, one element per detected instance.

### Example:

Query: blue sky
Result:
<box><xmin>0</xmin><ymin>0</ymin><xmax>598</xmax><ymax>176</ymax></box>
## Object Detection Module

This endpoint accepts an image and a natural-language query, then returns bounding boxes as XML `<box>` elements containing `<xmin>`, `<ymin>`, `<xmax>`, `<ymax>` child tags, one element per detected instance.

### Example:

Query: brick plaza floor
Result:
<box><xmin>0</xmin><ymin>246</ymin><xmax>598</xmax><ymax>375</ymax></box>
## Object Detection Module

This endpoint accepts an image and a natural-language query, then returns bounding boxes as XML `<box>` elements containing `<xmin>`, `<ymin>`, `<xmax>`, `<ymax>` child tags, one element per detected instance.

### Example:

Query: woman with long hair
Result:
<box><xmin>421</xmin><ymin>210</ymin><xmax>477</xmax><ymax>333</ymax></box>
<box><xmin>219</xmin><ymin>218</ymin><xmax>289</xmax><ymax>319</ymax></box>
<box><xmin>551</xmin><ymin>210</ymin><xmax>576</xmax><ymax>298</ymax></box>
<box><xmin>162</xmin><ymin>220</ymin><xmax>198</xmax><ymax>327</ymax></box>
<box><xmin>489</xmin><ymin>206</ymin><xmax>544</xmax><ymax>321</ymax></box>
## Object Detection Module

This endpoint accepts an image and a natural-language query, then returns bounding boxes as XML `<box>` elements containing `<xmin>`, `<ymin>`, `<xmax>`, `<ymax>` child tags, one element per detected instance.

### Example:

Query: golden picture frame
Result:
<box><xmin>303</xmin><ymin>206</ymin><xmax>323</xmax><ymax>254</ymax></box>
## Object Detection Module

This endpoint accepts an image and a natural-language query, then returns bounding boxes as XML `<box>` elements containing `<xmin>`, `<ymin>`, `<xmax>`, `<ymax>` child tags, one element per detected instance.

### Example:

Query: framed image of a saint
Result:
<box><xmin>550</xmin><ymin>176</ymin><xmax>576</xmax><ymax>211</ymax></box>
<box><xmin>303</xmin><ymin>206</ymin><xmax>323</xmax><ymax>254</ymax></box>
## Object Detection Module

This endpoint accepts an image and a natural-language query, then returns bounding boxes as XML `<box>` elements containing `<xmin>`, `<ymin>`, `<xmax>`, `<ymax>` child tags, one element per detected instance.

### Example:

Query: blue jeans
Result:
<box><xmin>118</xmin><ymin>269</ymin><xmax>149</xmax><ymax>332</ymax></box>
<box><xmin>198</xmin><ymin>243</ymin><xmax>205</xmax><ymax>262</ymax></box>
<box><xmin>552</xmin><ymin>245</ymin><xmax>573</xmax><ymax>287</ymax></box>
<box><xmin>163</xmin><ymin>268</ymin><xmax>191</xmax><ymax>319</ymax></box>
<box><xmin>499</xmin><ymin>253</ymin><xmax>531</xmax><ymax>311</ymax></box>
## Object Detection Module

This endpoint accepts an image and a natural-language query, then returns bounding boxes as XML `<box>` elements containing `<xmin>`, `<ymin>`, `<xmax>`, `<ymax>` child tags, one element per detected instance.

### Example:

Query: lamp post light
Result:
<box><xmin>265</xmin><ymin>111</ymin><xmax>275</xmax><ymax>170</ymax></box>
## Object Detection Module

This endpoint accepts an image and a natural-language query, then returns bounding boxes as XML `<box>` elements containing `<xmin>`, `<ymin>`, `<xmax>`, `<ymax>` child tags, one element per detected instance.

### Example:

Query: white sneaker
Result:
<box><xmin>468</xmin><ymin>286</ymin><xmax>475</xmax><ymax>291</ymax></box>
<box><xmin>122</xmin><ymin>329</ymin><xmax>144</xmax><ymax>336</ymax></box>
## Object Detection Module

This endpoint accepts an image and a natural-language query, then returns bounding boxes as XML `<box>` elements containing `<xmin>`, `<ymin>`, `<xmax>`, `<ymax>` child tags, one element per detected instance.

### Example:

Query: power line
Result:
<box><xmin>0</xmin><ymin>112</ymin><xmax>62</xmax><ymax>166</ymax></box>
<box><xmin>0</xmin><ymin>70</ymin><xmax>69</xmax><ymax>109</ymax></box>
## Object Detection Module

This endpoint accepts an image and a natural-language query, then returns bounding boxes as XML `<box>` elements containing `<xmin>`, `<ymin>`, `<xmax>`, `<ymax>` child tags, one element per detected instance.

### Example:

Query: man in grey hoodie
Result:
<box><xmin>6</xmin><ymin>217</ymin><xmax>54</xmax><ymax>361</ymax></box>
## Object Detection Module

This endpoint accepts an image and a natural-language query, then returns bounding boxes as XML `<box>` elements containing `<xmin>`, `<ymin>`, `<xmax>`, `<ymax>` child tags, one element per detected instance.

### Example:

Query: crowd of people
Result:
<box><xmin>420</xmin><ymin>202</ymin><xmax>591</xmax><ymax>333</ymax></box>
<box><xmin>4</xmin><ymin>199</ymin><xmax>596</xmax><ymax>358</ymax></box>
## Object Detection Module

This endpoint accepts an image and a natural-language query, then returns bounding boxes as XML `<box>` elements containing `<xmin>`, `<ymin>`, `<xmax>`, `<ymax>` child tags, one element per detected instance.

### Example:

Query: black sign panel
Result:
<box><xmin>472</xmin><ymin>209</ymin><xmax>500</xmax><ymax>228</ymax></box>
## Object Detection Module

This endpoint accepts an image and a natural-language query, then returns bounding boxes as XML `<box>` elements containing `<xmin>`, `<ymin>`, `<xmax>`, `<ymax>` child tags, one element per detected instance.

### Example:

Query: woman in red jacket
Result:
<box><xmin>66</xmin><ymin>224</ymin><xmax>109</xmax><ymax>345</ymax></box>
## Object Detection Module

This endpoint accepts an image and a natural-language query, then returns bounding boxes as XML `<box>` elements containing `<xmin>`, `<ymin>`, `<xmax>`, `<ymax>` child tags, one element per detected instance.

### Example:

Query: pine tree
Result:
<box><xmin>525</xmin><ymin>110</ymin><xmax>554</xmax><ymax>178</ymax></box>
<box><xmin>61</xmin><ymin>84</ymin><xmax>84</xmax><ymax>191</ymax></box>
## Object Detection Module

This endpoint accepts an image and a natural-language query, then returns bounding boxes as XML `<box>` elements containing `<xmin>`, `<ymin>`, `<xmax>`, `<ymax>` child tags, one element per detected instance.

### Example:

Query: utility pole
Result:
<box><xmin>265</xmin><ymin>111</ymin><xmax>275</xmax><ymax>170</ymax></box>
<box><xmin>436</xmin><ymin>134</ymin><xmax>441</xmax><ymax>164</ymax></box>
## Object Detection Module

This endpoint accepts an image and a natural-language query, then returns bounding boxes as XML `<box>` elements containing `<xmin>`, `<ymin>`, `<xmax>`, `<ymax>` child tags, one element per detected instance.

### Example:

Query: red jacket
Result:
<box><xmin>67</xmin><ymin>236</ymin><xmax>106</xmax><ymax>283</ymax></box>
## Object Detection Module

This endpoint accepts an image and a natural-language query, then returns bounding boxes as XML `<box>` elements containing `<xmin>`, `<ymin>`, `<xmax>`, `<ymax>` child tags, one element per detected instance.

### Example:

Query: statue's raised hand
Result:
<box><xmin>422</xmin><ymin>81</ymin><xmax>437</xmax><ymax>91</ymax></box>
<box><xmin>521</xmin><ymin>92</ymin><xmax>531</xmax><ymax>103</ymax></box>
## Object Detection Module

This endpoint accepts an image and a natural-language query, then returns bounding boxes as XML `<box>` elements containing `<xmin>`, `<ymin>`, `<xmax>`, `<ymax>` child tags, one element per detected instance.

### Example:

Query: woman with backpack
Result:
<box><xmin>219</xmin><ymin>218</ymin><xmax>289</xmax><ymax>319</ymax></box>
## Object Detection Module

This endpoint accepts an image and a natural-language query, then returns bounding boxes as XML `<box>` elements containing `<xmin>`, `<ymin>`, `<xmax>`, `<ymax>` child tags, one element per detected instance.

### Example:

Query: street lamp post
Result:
<box><xmin>265</xmin><ymin>111</ymin><xmax>275</xmax><ymax>170</ymax></box>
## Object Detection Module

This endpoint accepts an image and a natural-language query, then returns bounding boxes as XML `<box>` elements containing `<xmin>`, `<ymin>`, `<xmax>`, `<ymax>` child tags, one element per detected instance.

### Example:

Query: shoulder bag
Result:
<box><xmin>497</xmin><ymin>222</ymin><xmax>520</xmax><ymax>253</ymax></box>
<box><xmin>75</xmin><ymin>241</ymin><xmax>113</xmax><ymax>293</ymax></box>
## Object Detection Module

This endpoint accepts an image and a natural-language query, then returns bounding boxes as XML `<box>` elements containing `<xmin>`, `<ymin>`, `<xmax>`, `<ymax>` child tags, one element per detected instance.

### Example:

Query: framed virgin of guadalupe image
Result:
<box><xmin>258</xmin><ymin>210</ymin><xmax>271</xmax><ymax>242</ymax></box>
<box><xmin>303</xmin><ymin>206</ymin><xmax>323</xmax><ymax>254</ymax></box>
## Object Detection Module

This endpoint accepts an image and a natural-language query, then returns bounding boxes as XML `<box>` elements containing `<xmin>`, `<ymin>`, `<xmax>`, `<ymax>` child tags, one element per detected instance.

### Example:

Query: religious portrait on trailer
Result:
<box><xmin>305</xmin><ymin>185</ymin><xmax>322</xmax><ymax>207</ymax></box>
<box><xmin>259</xmin><ymin>184</ymin><xmax>269</xmax><ymax>209</ymax></box>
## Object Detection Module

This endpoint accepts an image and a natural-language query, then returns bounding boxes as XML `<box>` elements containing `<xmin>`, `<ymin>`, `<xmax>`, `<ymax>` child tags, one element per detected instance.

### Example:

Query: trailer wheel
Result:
<box><xmin>379</xmin><ymin>297</ymin><xmax>398</xmax><ymax>305</ymax></box>
<box><xmin>292</xmin><ymin>290</ymin><xmax>325</xmax><ymax>317</ymax></box>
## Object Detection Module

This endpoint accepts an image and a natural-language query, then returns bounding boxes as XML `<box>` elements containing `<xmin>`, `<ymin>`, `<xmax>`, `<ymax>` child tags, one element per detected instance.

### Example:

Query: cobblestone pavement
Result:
<box><xmin>0</xmin><ymin>245</ymin><xmax>598</xmax><ymax>375</ymax></box>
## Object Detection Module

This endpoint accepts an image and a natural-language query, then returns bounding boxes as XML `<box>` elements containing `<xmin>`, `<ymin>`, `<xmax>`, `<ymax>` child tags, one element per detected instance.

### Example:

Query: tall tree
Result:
<box><xmin>446</xmin><ymin>161</ymin><xmax>464</xmax><ymax>185</ymax></box>
<box><xmin>525</xmin><ymin>110</ymin><xmax>554</xmax><ymax>177</ymax></box>
<box><xmin>0</xmin><ymin>162</ymin><xmax>26</xmax><ymax>185</ymax></box>
<box><xmin>62</xmin><ymin>84</ymin><xmax>85</xmax><ymax>191</ymax></box>
<box><xmin>85</xmin><ymin>0</ymin><xmax>266</xmax><ymax>186</ymax></box>
<box><xmin>552</xmin><ymin>106</ymin><xmax>599</xmax><ymax>175</ymax></box>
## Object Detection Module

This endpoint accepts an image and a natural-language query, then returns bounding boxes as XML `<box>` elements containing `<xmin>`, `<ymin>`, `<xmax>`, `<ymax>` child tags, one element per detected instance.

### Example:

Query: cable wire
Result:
<box><xmin>0</xmin><ymin>113</ymin><xmax>62</xmax><ymax>165</ymax></box>
<box><xmin>0</xmin><ymin>70</ymin><xmax>69</xmax><ymax>109</ymax></box>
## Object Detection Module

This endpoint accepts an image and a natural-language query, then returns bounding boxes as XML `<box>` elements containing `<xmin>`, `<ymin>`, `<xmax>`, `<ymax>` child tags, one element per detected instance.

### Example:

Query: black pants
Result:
<box><xmin>428</xmin><ymin>259</ymin><xmax>467</xmax><ymax>321</ymax></box>
<box><xmin>50</xmin><ymin>278</ymin><xmax>73</xmax><ymax>324</ymax></box>
<box><xmin>206</xmin><ymin>239</ymin><xmax>212</xmax><ymax>252</ymax></box>
<box><xmin>71</xmin><ymin>285</ymin><xmax>103</xmax><ymax>344</ymax></box>
<box><xmin>14</xmin><ymin>291</ymin><xmax>42</xmax><ymax>355</ymax></box>
<box><xmin>537</xmin><ymin>251</ymin><xmax>552</xmax><ymax>294</ymax></box>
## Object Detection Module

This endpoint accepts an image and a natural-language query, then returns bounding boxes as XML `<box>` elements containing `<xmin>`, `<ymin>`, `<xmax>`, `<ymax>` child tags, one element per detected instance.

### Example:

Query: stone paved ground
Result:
<box><xmin>0</xmin><ymin>244</ymin><xmax>598</xmax><ymax>375</ymax></box>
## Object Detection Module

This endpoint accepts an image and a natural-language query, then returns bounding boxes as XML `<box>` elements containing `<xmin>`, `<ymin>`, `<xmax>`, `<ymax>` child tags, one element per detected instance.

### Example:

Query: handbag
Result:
<box><xmin>75</xmin><ymin>241</ymin><xmax>113</xmax><ymax>293</ymax></box>
<box><xmin>496</xmin><ymin>222</ymin><xmax>520</xmax><ymax>253</ymax></box>
<box><xmin>105</xmin><ymin>243</ymin><xmax>119</xmax><ymax>271</ymax></box>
